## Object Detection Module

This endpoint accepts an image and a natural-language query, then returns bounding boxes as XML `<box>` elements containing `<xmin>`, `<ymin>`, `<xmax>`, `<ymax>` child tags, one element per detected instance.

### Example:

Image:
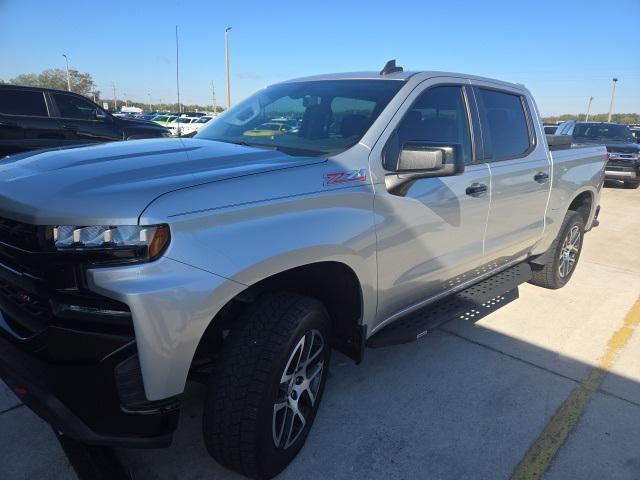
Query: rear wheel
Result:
<box><xmin>529</xmin><ymin>210</ymin><xmax>585</xmax><ymax>289</ymax></box>
<box><xmin>203</xmin><ymin>292</ymin><xmax>331</xmax><ymax>479</ymax></box>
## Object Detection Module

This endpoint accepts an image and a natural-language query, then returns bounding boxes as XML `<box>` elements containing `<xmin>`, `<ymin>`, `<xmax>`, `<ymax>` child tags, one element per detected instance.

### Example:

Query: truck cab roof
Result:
<box><xmin>279</xmin><ymin>70</ymin><xmax>525</xmax><ymax>91</ymax></box>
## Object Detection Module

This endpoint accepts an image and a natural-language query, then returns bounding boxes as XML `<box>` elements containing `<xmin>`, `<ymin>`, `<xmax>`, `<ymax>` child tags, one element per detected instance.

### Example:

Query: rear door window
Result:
<box><xmin>476</xmin><ymin>88</ymin><xmax>533</xmax><ymax>160</ymax></box>
<box><xmin>0</xmin><ymin>90</ymin><xmax>48</xmax><ymax>116</ymax></box>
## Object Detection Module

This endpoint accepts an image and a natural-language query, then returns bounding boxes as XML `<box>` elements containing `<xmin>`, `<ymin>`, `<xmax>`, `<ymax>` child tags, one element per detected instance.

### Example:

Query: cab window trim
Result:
<box><xmin>473</xmin><ymin>85</ymin><xmax>537</xmax><ymax>163</ymax></box>
<box><xmin>382</xmin><ymin>82</ymin><xmax>478</xmax><ymax>170</ymax></box>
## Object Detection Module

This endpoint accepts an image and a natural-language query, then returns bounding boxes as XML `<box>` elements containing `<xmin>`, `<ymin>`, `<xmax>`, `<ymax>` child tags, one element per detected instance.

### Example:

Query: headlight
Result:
<box><xmin>52</xmin><ymin>224</ymin><xmax>170</xmax><ymax>263</ymax></box>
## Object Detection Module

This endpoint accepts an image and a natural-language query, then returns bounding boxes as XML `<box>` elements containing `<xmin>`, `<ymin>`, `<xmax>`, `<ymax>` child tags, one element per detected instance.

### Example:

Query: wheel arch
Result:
<box><xmin>567</xmin><ymin>188</ymin><xmax>595</xmax><ymax>225</ymax></box>
<box><xmin>192</xmin><ymin>260</ymin><xmax>369</xmax><ymax>373</ymax></box>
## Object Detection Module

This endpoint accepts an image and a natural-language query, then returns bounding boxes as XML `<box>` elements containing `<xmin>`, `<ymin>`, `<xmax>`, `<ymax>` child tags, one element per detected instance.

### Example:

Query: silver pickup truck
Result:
<box><xmin>0</xmin><ymin>62</ymin><xmax>605</xmax><ymax>479</ymax></box>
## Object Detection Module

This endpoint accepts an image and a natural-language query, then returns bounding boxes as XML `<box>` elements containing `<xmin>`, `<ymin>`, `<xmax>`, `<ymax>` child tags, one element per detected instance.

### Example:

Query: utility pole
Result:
<box><xmin>225</xmin><ymin>26</ymin><xmax>232</xmax><ymax>109</ymax></box>
<box><xmin>112</xmin><ymin>82</ymin><xmax>117</xmax><ymax>111</ymax></box>
<box><xmin>585</xmin><ymin>96</ymin><xmax>594</xmax><ymax>122</ymax></box>
<box><xmin>211</xmin><ymin>81</ymin><xmax>217</xmax><ymax>114</ymax></box>
<box><xmin>607</xmin><ymin>78</ymin><xmax>618</xmax><ymax>123</ymax></box>
<box><xmin>62</xmin><ymin>54</ymin><xmax>71</xmax><ymax>91</ymax></box>
<box><xmin>176</xmin><ymin>25</ymin><xmax>182</xmax><ymax>114</ymax></box>
<box><xmin>148</xmin><ymin>92</ymin><xmax>152</xmax><ymax>112</ymax></box>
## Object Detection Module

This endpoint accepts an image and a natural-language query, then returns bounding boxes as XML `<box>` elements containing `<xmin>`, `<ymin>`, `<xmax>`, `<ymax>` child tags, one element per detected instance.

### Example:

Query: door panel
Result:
<box><xmin>472</xmin><ymin>85</ymin><xmax>550</xmax><ymax>264</ymax></box>
<box><xmin>372</xmin><ymin>82</ymin><xmax>490</xmax><ymax>331</ymax></box>
<box><xmin>484</xmin><ymin>157</ymin><xmax>550</xmax><ymax>261</ymax></box>
<box><xmin>374</xmin><ymin>164</ymin><xmax>491</xmax><ymax>324</ymax></box>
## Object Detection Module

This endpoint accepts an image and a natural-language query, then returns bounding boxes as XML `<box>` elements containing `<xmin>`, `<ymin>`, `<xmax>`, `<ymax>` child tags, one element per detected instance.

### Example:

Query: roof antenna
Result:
<box><xmin>380</xmin><ymin>59</ymin><xmax>403</xmax><ymax>76</ymax></box>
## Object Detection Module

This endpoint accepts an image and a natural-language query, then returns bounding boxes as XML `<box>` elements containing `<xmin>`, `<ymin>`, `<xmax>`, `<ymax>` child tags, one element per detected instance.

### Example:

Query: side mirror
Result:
<box><xmin>384</xmin><ymin>139</ymin><xmax>465</xmax><ymax>195</ymax></box>
<box><xmin>94</xmin><ymin>109</ymin><xmax>108</xmax><ymax>121</ymax></box>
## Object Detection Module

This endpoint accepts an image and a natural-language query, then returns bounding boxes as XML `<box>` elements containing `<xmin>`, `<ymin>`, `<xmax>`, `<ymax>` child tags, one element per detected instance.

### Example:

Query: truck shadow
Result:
<box><xmin>114</xmin><ymin>286</ymin><xmax>640</xmax><ymax>480</ymax></box>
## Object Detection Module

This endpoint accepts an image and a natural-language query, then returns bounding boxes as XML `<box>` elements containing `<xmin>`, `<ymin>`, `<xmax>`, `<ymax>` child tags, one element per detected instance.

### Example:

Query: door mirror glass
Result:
<box><xmin>390</xmin><ymin>141</ymin><xmax>464</xmax><ymax>177</ymax></box>
<box><xmin>398</xmin><ymin>145</ymin><xmax>443</xmax><ymax>171</ymax></box>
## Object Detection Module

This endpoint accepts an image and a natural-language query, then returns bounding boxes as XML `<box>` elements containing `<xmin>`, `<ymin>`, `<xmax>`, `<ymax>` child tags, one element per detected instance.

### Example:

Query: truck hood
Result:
<box><xmin>577</xmin><ymin>139</ymin><xmax>640</xmax><ymax>153</ymax></box>
<box><xmin>0</xmin><ymin>138</ymin><xmax>326</xmax><ymax>225</ymax></box>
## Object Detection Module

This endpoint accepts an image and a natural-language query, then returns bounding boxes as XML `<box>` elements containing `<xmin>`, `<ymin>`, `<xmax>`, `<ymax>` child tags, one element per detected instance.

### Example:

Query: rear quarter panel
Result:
<box><xmin>532</xmin><ymin>145</ymin><xmax>606</xmax><ymax>254</ymax></box>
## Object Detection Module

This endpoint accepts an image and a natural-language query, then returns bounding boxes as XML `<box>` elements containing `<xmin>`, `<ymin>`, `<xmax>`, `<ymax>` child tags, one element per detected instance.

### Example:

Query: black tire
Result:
<box><xmin>623</xmin><ymin>180</ymin><xmax>640</xmax><ymax>189</ymax></box>
<box><xmin>529</xmin><ymin>210</ymin><xmax>585</xmax><ymax>289</ymax></box>
<box><xmin>203</xmin><ymin>292</ymin><xmax>331</xmax><ymax>479</ymax></box>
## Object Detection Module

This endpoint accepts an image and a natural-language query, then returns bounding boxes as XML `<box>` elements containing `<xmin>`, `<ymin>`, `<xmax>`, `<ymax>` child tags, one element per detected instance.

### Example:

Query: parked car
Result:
<box><xmin>556</xmin><ymin>121</ymin><xmax>640</xmax><ymax>188</ymax></box>
<box><xmin>0</xmin><ymin>85</ymin><xmax>170</xmax><ymax>158</ymax></box>
<box><xmin>0</xmin><ymin>64</ymin><xmax>605</xmax><ymax>479</ymax></box>
<box><xmin>152</xmin><ymin>114</ymin><xmax>178</xmax><ymax>127</ymax></box>
<box><xmin>243</xmin><ymin>122</ymin><xmax>290</xmax><ymax>137</ymax></box>
<box><xmin>543</xmin><ymin>124</ymin><xmax>558</xmax><ymax>134</ymax></box>
<box><xmin>168</xmin><ymin>116</ymin><xmax>200</xmax><ymax>136</ymax></box>
<box><xmin>177</xmin><ymin>115</ymin><xmax>214</xmax><ymax>137</ymax></box>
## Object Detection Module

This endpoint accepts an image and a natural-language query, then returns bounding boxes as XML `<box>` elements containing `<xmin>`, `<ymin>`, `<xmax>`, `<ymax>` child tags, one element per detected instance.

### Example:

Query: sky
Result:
<box><xmin>1</xmin><ymin>0</ymin><xmax>639</xmax><ymax>116</ymax></box>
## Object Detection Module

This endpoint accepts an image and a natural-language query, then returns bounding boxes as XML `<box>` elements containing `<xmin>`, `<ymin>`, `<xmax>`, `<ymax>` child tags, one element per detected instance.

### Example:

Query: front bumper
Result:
<box><xmin>0</xmin><ymin>318</ymin><xmax>179</xmax><ymax>447</ymax></box>
<box><xmin>605</xmin><ymin>168</ymin><xmax>637</xmax><ymax>180</ymax></box>
<box><xmin>0</xmin><ymin>218</ymin><xmax>181</xmax><ymax>447</ymax></box>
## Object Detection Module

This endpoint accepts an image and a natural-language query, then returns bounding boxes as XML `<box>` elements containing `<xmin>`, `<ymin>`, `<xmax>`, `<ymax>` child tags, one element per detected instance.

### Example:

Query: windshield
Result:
<box><xmin>196</xmin><ymin>80</ymin><xmax>403</xmax><ymax>156</ymax></box>
<box><xmin>196</xmin><ymin>117</ymin><xmax>212</xmax><ymax>123</ymax></box>
<box><xmin>573</xmin><ymin>123</ymin><xmax>634</xmax><ymax>142</ymax></box>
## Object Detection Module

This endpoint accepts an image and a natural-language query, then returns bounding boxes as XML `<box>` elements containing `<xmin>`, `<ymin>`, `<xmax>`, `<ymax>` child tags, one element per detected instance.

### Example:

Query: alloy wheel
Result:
<box><xmin>272</xmin><ymin>329</ymin><xmax>325</xmax><ymax>449</ymax></box>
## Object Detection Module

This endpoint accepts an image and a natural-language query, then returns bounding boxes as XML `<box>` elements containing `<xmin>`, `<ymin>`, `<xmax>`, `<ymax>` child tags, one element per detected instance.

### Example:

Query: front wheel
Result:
<box><xmin>203</xmin><ymin>293</ymin><xmax>331</xmax><ymax>479</ymax></box>
<box><xmin>529</xmin><ymin>210</ymin><xmax>585</xmax><ymax>289</ymax></box>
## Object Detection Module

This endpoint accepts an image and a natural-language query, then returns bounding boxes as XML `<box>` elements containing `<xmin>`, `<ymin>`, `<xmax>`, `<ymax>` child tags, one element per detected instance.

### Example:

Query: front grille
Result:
<box><xmin>0</xmin><ymin>217</ymin><xmax>133</xmax><ymax>338</ymax></box>
<box><xmin>0</xmin><ymin>217</ymin><xmax>47</xmax><ymax>251</ymax></box>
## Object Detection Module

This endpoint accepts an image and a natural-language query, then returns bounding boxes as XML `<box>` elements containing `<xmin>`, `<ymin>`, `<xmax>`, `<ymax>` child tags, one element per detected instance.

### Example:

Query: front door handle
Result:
<box><xmin>62</xmin><ymin>124</ymin><xmax>79</xmax><ymax>130</ymax></box>
<box><xmin>534</xmin><ymin>172</ymin><xmax>549</xmax><ymax>183</ymax></box>
<box><xmin>466</xmin><ymin>183</ymin><xmax>488</xmax><ymax>197</ymax></box>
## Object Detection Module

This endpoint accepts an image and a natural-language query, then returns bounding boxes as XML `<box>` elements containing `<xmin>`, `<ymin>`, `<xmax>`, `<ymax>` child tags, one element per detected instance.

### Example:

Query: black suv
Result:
<box><xmin>556</xmin><ymin>121</ymin><xmax>640</xmax><ymax>188</ymax></box>
<box><xmin>0</xmin><ymin>85</ymin><xmax>170</xmax><ymax>158</ymax></box>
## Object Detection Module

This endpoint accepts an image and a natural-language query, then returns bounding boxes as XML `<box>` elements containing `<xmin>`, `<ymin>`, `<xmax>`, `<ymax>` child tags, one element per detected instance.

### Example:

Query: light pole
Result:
<box><xmin>148</xmin><ymin>92</ymin><xmax>152</xmax><ymax>112</ymax></box>
<box><xmin>176</xmin><ymin>25</ymin><xmax>182</xmax><ymax>114</ymax></box>
<box><xmin>607</xmin><ymin>78</ymin><xmax>618</xmax><ymax>123</ymax></box>
<box><xmin>112</xmin><ymin>82</ymin><xmax>117</xmax><ymax>111</ymax></box>
<box><xmin>225</xmin><ymin>27</ymin><xmax>232</xmax><ymax>109</ymax></box>
<box><xmin>585</xmin><ymin>96</ymin><xmax>594</xmax><ymax>121</ymax></box>
<box><xmin>211</xmin><ymin>81</ymin><xmax>217</xmax><ymax>114</ymax></box>
<box><xmin>62</xmin><ymin>54</ymin><xmax>71</xmax><ymax>91</ymax></box>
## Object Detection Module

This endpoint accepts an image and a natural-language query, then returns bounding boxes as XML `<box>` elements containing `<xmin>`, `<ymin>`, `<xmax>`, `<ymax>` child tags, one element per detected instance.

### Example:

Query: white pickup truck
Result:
<box><xmin>0</xmin><ymin>61</ymin><xmax>605</xmax><ymax>479</ymax></box>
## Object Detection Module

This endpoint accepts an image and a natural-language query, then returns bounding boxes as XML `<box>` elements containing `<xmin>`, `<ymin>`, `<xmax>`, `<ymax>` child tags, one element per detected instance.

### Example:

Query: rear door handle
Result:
<box><xmin>534</xmin><ymin>172</ymin><xmax>549</xmax><ymax>183</ymax></box>
<box><xmin>466</xmin><ymin>183</ymin><xmax>488</xmax><ymax>197</ymax></box>
<box><xmin>62</xmin><ymin>124</ymin><xmax>79</xmax><ymax>130</ymax></box>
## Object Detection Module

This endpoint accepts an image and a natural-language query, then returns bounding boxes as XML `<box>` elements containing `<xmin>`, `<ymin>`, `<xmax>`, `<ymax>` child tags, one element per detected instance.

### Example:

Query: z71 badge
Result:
<box><xmin>324</xmin><ymin>169</ymin><xmax>367</xmax><ymax>186</ymax></box>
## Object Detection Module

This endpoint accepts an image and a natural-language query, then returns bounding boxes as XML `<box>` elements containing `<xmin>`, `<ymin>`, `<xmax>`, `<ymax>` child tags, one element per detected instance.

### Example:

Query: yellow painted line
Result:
<box><xmin>511</xmin><ymin>296</ymin><xmax>640</xmax><ymax>480</ymax></box>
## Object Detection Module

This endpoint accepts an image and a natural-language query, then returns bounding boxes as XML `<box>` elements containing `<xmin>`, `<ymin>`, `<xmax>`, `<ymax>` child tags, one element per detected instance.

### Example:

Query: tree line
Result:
<box><xmin>1</xmin><ymin>68</ymin><xmax>223</xmax><ymax>113</ymax></box>
<box><xmin>542</xmin><ymin>113</ymin><xmax>639</xmax><ymax>125</ymax></box>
